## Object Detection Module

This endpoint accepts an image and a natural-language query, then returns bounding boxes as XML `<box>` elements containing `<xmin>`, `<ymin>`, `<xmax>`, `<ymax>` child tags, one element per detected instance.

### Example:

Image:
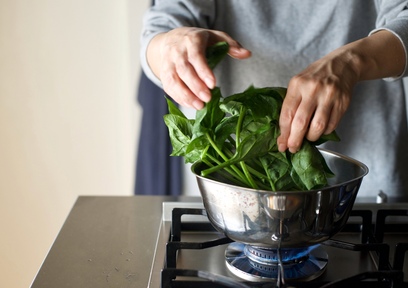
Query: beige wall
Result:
<box><xmin>0</xmin><ymin>1</ymin><xmax>149</xmax><ymax>287</ymax></box>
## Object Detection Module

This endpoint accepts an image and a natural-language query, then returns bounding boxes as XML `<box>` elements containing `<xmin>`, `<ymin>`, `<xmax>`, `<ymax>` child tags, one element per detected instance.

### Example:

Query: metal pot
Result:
<box><xmin>191</xmin><ymin>149</ymin><xmax>368</xmax><ymax>248</ymax></box>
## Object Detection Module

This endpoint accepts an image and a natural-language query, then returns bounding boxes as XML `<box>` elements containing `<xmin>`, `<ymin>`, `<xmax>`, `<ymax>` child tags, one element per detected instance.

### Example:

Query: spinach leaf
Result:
<box><xmin>163</xmin><ymin>42</ymin><xmax>340</xmax><ymax>191</ymax></box>
<box><xmin>290</xmin><ymin>141</ymin><xmax>328</xmax><ymax>190</ymax></box>
<box><xmin>206</xmin><ymin>41</ymin><xmax>230</xmax><ymax>69</ymax></box>
<box><xmin>259</xmin><ymin>151</ymin><xmax>293</xmax><ymax>191</ymax></box>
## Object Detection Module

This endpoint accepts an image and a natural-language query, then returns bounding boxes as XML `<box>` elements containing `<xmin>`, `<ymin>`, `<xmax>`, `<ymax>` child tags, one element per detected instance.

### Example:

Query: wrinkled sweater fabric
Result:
<box><xmin>140</xmin><ymin>0</ymin><xmax>408</xmax><ymax>198</ymax></box>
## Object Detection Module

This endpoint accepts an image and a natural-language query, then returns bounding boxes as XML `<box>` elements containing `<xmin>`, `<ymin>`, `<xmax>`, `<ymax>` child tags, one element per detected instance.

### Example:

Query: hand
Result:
<box><xmin>277</xmin><ymin>30</ymin><xmax>405</xmax><ymax>153</ymax></box>
<box><xmin>277</xmin><ymin>52</ymin><xmax>357</xmax><ymax>153</ymax></box>
<box><xmin>147</xmin><ymin>27</ymin><xmax>251</xmax><ymax>109</ymax></box>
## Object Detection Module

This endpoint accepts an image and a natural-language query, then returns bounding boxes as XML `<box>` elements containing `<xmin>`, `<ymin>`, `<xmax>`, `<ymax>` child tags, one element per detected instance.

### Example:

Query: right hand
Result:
<box><xmin>147</xmin><ymin>27</ymin><xmax>251</xmax><ymax>110</ymax></box>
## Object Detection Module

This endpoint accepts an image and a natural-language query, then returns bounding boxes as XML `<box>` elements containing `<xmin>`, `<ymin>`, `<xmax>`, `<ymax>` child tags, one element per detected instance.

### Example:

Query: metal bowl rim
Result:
<box><xmin>191</xmin><ymin>148</ymin><xmax>369</xmax><ymax>194</ymax></box>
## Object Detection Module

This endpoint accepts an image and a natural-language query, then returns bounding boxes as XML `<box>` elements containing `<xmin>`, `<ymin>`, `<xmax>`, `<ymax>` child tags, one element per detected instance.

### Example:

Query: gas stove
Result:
<box><xmin>150</xmin><ymin>199</ymin><xmax>408</xmax><ymax>288</ymax></box>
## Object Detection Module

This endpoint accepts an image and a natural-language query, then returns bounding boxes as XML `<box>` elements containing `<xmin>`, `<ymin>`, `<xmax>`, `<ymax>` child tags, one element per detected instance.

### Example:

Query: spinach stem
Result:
<box><xmin>235</xmin><ymin>106</ymin><xmax>246</xmax><ymax>147</ymax></box>
<box><xmin>236</xmin><ymin>107</ymin><xmax>257</xmax><ymax>187</ymax></box>
<box><xmin>240</xmin><ymin>161</ymin><xmax>258</xmax><ymax>189</ymax></box>
<box><xmin>205</xmin><ymin>132</ymin><xmax>228</xmax><ymax>162</ymax></box>
<box><xmin>261</xmin><ymin>164</ymin><xmax>277</xmax><ymax>191</ymax></box>
<box><xmin>202</xmin><ymin>157</ymin><xmax>248</xmax><ymax>186</ymax></box>
<box><xmin>245</xmin><ymin>163</ymin><xmax>268</xmax><ymax>180</ymax></box>
<box><xmin>206</xmin><ymin>154</ymin><xmax>241</xmax><ymax>181</ymax></box>
<box><xmin>204</xmin><ymin>132</ymin><xmax>250</xmax><ymax>186</ymax></box>
<box><xmin>223</xmin><ymin>144</ymin><xmax>267</xmax><ymax>185</ymax></box>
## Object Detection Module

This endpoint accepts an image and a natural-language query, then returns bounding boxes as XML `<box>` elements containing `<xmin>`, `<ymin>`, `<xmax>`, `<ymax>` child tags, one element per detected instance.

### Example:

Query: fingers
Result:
<box><xmin>306</xmin><ymin>103</ymin><xmax>333</xmax><ymax>141</ymax></box>
<box><xmin>161</xmin><ymin>60</ymin><xmax>209</xmax><ymax>110</ymax></box>
<box><xmin>175</xmin><ymin>46</ymin><xmax>214</xmax><ymax>109</ymax></box>
<box><xmin>180</xmin><ymin>31</ymin><xmax>251</xmax><ymax>107</ymax></box>
<box><xmin>209</xmin><ymin>30</ymin><xmax>252</xmax><ymax>60</ymax></box>
<box><xmin>278</xmin><ymin>75</ymin><xmax>351</xmax><ymax>153</ymax></box>
<box><xmin>226</xmin><ymin>41</ymin><xmax>252</xmax><ymax>59</ymax></box>
<box><xmin>277</xmin><ymin>86</ymin><xmax>301</xmax><ymax>153</ymax></box>
<box><xmin>159</xmin><ymin>29</ymin><xmax>214</xmax><ymax>109</ymax></box>
<box><xmin>158</xmin><ymin>27</ymin><xmax>251</xmax><ymax>110</ymax></box>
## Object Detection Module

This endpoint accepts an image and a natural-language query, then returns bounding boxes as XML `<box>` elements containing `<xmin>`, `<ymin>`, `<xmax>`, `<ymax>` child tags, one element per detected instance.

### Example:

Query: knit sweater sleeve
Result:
<box><xmin>371</xmin><ymin>0</ymin><xmax>408</xmax><ymax>79</ymax></box>
<box><xmin>140</xmin><ymin>0</ymin><xmax>216</xmax><ymax>87</ymax></box>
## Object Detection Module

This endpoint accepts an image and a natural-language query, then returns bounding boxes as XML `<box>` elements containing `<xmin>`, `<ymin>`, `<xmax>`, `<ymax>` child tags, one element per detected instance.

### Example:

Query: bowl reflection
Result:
<box><xmin>191</xmin><ymin>149</ymin><xmax>368</xmax><ymax>248</ymax></box>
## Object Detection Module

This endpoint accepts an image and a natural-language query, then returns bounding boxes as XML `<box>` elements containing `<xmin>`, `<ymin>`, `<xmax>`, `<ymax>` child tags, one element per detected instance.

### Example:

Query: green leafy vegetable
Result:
<box><xmin>206</xmin><ymin>41</ymin><xmax>230</xmax><ymax>69</ymax></box>
<box><xmin>163</xmin><ymin>42</ymin><xmax>340</xmax><ymax>191</ymax></box>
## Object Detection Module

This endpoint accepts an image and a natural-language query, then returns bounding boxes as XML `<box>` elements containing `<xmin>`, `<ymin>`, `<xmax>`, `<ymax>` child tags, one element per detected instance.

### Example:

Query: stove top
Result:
<box><xmin>150</xmin><ymin>201</ymin><xmax>408</xmax><ymax>288</ymax></box>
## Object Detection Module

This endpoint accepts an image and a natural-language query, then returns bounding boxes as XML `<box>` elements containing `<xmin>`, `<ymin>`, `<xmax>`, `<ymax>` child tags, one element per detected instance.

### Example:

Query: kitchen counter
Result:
<box><xmin>30</xmin><ymin>195</ymin><xmax>408</xmax><ymax>287</ymax></box>
<box><xmin>30</xmin><ymin>195</ymin><xmax>201</xmax><ymax>288</ymax></box>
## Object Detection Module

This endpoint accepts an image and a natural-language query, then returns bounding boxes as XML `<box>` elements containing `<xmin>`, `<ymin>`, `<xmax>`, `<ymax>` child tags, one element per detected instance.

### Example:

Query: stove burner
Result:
<box><xmin>245</xmin><ymin>245</ymin><xmax>313</xmax><ymax>265</ymax></box>
<box><xmin>225</xmin><ymin>242</ymin><xmax>328</xmax><ymax>282</ymax></box>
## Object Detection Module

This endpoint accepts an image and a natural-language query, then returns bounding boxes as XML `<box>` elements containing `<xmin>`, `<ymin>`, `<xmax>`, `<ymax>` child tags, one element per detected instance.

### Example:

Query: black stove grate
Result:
<box><xmin>161</xmin><ymin>208</ymin><xmax>408</xmax><ymax>288</ymax></box>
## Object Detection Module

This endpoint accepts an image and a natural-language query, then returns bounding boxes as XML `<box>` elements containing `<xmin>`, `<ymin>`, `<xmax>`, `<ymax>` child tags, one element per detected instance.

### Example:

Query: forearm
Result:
<box><xmin>278</xmin><ymin>30</ymin><xmax>406</xmax><ymax>153</ymax></box>
<box><xmin>339</xmin><ymin>30</ymin><xmax>406</xmax><ymax>81</ymax></box>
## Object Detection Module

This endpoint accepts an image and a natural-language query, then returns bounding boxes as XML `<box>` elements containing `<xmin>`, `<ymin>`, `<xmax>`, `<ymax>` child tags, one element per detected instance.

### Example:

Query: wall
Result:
<box><xmin>0</xmin><ymin>1</ymin><xmax>149</xmax><ymax>287</ymax></box>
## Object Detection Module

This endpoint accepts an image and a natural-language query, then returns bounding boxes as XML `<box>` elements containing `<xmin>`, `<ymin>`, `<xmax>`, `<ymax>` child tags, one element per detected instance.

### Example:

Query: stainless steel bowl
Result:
<box><xmin>191</xmin><ymin>149</ymin><xmax>368</xmax><ymax>248</ymax></box>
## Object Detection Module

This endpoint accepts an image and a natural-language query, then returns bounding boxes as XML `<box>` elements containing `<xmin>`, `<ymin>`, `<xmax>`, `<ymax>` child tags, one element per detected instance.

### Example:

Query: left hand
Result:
<box><xmin>277</xmin><ymin>30</ymin><xmax>405</xmax><ymax>154</ymax></box>
<box><xmin>277</xmin><ymin>51</ymin><xmax>357</xmax><ymax>153</ymax></box>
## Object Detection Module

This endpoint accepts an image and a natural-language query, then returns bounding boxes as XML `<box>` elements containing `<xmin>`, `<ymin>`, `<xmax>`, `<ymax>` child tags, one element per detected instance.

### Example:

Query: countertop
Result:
<box><xmin>30</xmin><ymin>195</ymin><xmax>408</xmax><ymax>287</ymax></box>
<box><xmin>30</xmin><ymin>195</ymin><xmax>201</xmax><ymax>288</ymax></box>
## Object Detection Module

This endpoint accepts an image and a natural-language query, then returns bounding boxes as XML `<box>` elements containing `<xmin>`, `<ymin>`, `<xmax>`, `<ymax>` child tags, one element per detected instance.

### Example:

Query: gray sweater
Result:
<box><xmin>140</xmin><ymin>0</ymin><xmax>408</xmax><ymax>198</ymax></box>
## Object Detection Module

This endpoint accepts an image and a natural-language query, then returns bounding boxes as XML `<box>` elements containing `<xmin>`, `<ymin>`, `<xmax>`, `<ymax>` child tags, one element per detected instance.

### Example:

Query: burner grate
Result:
<box><xmin>161</xmin><ymin>208</ymin><xmax>408</xmax><ymax>288</ymax></box>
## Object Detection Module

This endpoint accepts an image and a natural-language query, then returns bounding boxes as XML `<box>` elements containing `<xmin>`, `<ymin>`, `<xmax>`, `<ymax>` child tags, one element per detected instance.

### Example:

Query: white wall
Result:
<box><xmin>0</xmin><ymin>1</ymin><xmax>149</xmax><ymax>287</ymax></box>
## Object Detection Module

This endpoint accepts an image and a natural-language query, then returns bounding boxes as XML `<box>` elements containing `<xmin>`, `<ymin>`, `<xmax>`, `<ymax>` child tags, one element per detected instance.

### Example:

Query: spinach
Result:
<box><xmin>163</xmin><ymin>42</ymin><xmax>340</xmax><ymax>191</ymax></box>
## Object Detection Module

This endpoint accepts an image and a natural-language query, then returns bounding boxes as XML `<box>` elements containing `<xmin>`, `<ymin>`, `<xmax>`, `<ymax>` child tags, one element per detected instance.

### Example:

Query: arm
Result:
<box><xmin>277</xmin><ymin>30</ymin><xmax>406</xmax><ymax>153</ymax></box>
<box><xmin>146</xmin><ymin>27</ymin><xmax>251</xmax><ymax>110</ymax></box>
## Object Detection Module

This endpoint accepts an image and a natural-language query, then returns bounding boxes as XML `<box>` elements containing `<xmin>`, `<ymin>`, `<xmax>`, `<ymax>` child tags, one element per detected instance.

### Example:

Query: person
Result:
<box><xmin>140</xmin><ymin>1</ymin><xmax>408</xmax><ymax>198</ymax></box>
